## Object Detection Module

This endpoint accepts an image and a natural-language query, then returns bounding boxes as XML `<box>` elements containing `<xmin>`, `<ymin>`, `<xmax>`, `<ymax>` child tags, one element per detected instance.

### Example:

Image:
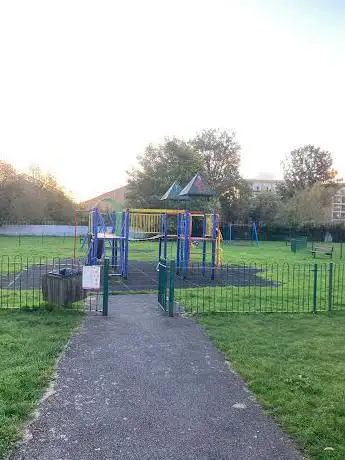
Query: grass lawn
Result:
<box><xmin>129</xmin><ymin>240</ymin><xmax>345</xmax><ymax>265</ymax></box>
<box><xmin>199</xmin><ymin>312</ymin><xmax>345</xmax><ymax>459</ymax></box>
<box><xmin>0</xmin><ymin>309</ymin><xmax>83</xmax><ymax>459</ymax></box>
<box><xmin>0</xmin><ymin>236</ymin><xmax>83</xmax><ymax>261</ymax></box>
<box><xmin>1</xmin><ymin>236</ymin><xmax>344</xmax><ymax>265</ymax></box>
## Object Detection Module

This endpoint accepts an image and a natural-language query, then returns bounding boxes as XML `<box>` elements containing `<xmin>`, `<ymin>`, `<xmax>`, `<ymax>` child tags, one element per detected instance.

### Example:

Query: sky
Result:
<box><xmin>0</xmin><ymin>0</ymin><xmax>345</xmax><ymax>201</ymax></box>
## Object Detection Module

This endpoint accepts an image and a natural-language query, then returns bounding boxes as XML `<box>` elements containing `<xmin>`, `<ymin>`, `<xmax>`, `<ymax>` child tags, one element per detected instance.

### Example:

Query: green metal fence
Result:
<box><xmin>157</xmin><ymin>259</ymin><xmax>175</xmax><ymax>316</ymax></box>
<box><xmin>0</xmin><ymin>256</ymin><xmax>86</xmax><ymax>310</ymax></box>
<box><xmin>174</xmin><ymin>262</ymin><xmax>345</xmax><ymax>314</ymax></box>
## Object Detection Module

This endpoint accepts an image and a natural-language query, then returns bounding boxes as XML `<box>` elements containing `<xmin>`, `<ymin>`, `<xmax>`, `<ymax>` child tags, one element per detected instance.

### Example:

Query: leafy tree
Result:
<box><xmin>277</xmin><ymin>183</ymin><xmax>336</xmax><ymax>227</ymax></box>
<box><xmin>0</xmin><ymin>161</ymin><xmax>17</xmax><ymax>182</ymax></box>
<box><xmin>126</xmin><ymin>138</ymin><xmax>204</xmax><ymax>209</ymax></box>
<box><xmin>250</xmin><ymin>191</ymin><xmax>281</xmax><ymax>225</ymax></box>
<box><xmin>127</xmin><ymin>129</ymin><xmax>244</xmax><ymax>220</ymax></box>
<box><xmin>280</xmin><ymin>145</ymin><xmax>338</xmax><ymax>197</ymax></box>
<box><xmin>0</xmin><ymin>162</ymin><xmax>76</xmax><ymax>224</ymax></box>
<box><xmin>0</xmin><ymin>161</ymin><xmax>19</xmax><ymax>224</ymax></box>
<box><xmin>190</xmin><ymin>129</ymin><xmax>242</xmax><ymax>216</ymax></box>
<box><xmin>221</xmin><ymin>179</ymin><xmax>253</xmax><ymax>223</ymax></box>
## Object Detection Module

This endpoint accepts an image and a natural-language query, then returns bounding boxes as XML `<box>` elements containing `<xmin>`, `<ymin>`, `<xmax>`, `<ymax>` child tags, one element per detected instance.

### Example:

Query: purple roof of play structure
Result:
<box><xmin>179</xmin><ymin>173</ymin><xmax>216</xmax><ymax>197</ymax></box>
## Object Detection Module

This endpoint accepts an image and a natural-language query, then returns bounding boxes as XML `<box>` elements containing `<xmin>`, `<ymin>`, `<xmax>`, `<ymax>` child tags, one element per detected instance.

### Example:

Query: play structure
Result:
<box><xmin>223</xmin><ymin>223</ymin><xmax>259</xmax><ymax>246</ymax></box>
<box><xmin>84</xmin><ymin>207</ymin><xmax>221</xmax><ymax>279</ymax></box>
<box><xmin>82</xmin><ymin>173</ymin><xmax>223</xmax><ymax>279</ymax></box>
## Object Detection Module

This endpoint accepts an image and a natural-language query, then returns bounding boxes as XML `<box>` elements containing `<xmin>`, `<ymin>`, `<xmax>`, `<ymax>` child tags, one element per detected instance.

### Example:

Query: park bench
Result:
<box><xmin>311</xmin><ymin>245</ymin><xmax>333</xmax><ymax>258</ymax></box>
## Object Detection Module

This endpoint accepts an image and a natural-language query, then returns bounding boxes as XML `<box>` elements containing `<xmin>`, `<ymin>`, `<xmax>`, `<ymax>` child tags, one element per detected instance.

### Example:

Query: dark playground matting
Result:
<box><xmin>0</xmin><ymin>260</ymin><xmax>277</xmax><ymax>292</ymax></box>
<box><xmin>108</xmin><ymin>261</ymin><xmax>277</xmax><ymax>291</ymax></box>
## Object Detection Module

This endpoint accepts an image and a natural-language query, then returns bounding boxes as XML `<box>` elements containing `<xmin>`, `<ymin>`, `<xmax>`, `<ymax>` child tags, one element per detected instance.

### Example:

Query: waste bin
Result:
<box><xmin>42</xmin><ymin>268</ymin><xmax>85</xmax><ymax>307</ymax></box>
<box><xmin>291</xmin><ymin>239</ymin><xmax>297</xmax><ymax>253</ymax></box>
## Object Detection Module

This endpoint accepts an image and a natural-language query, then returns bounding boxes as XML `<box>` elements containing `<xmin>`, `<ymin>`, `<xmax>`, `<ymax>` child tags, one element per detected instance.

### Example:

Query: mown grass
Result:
<box><xmin>0</xmin><ymin>235</ymin><xmax>83</xmax><ymax>260</ymax></box>
<box><xmin>0</xmin><ymin>289</ymin><xmax>45</xmax><ymax>310</ymax></box>
<box><xmin>129</xmin><ymin>239</ymin><xmax>345</xmax><ymax>264</ymax></box>
<box><xmin>175</xmin><ymin>261</ymin><xmax>345</xmax><ymax>313</ymax></box>
<box><xmin>0</xmin><ymin>289</ymin><xmax>85</xmax><ymax>310</ymax></box>
<box><xmin>1</xmin><ymin>236</ymin><xmax>344</xmax><ymax>265</ymax></box>
<box><xmin>198</xmin><ymin>312</ymin><xmax>345</xmax><ymax>459</ymax></box>
<box><xmin>175</xmin><ymin>259</ymin><xmax>345</xmax><ymax>313</ymax></box>
<box><xmin>0</xmin><ymin>309</ymin><xmax>83</xmax><ymax>459</ymax></box>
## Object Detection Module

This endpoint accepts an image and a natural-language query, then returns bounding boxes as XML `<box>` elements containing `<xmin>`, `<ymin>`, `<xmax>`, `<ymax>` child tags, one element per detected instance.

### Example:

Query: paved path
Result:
<box><xmin>12</xmin><ymin>295</ymin><xmax>302</xmax><ymax>460</ymax></box>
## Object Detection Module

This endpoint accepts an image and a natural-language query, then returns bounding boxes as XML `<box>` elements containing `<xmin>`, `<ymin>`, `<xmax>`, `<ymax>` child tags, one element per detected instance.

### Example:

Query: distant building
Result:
<box><xmin>246</xmin><ymin>178</ymin><xmax>345</xmax><ymax>224</ymax></box>
<box><xmin>331</xmin><ymin>186</ymin><xmax>345</xmax><ymax>222</ymax></box>
<box><xmin>245</xmin><ymin>179</ymin><xmax>283</xmax><ymax>193</ymax></box>
<box><xmin>80</xmin><ymin>186</ymin><xmax>126</xmax><ymax>211</ymax></box>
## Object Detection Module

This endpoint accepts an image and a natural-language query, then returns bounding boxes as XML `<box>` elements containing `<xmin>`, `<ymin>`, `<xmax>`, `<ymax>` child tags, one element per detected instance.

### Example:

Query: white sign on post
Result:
<box><xmin>82</xmin><ymin>266</ymin><xmax>101</xmax><ymax>290</ymax></box>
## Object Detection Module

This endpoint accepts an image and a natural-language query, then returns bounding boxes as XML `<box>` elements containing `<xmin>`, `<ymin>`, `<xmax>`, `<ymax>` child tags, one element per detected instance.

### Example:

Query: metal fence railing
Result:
<box><xmin>157</xmin><ymin>259</ymin><xmax>175</xmax><ymax>316</ymax></box>
<box><xmin>0</xmin><ymin>257</ymin><xmax>88</xmax><ymax>310</ymax></box>
<box><xmin>3</xmin><ymin>256</ymin><xmax>345</xmax><ymax>315</ymax></box>
<box><xmin>174</xmin><ymin>262</ymin><xmax>345</xmax><ymax>314</ymax></box>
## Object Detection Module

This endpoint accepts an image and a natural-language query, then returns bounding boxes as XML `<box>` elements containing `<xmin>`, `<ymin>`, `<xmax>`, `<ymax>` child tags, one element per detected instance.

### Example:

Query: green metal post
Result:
<box><xmin>328</xmin><ymin>262</ymin><xmax>333</xmax><ymax>312</ymax></box>
<box><xmin>168</xmin><ymin>260</ymin><xmax>175</xmax><ymax>317</ymax></box>
<box><xmin>103</xmin><ymin>258</ymin><xmax>109</xmax><ymax>316</ymax></box>
<box><xmin>158</xmin><ymin>262</ymin><xmax>163</xmax><ymax>305</ymax></box>
<box><xmin>163</xmin><ymin>261</ymin><xmax>167</xmax><ymax>310</ymax></box>
<box><xmin>341</xmin><ymin>243</ymin><xmax>343</xmax><ymax>260</ymax></box>
<box><xmin>313</xmin><ymin>263</ymin><xmax>318</xmax><ymax>313</ymax></box>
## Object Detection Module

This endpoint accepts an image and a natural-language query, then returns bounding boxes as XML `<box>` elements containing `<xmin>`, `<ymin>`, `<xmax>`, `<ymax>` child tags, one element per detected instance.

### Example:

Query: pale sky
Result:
<box><xmin>1</xmin><ymin>0</ymin><xmax>344</xmax><ymax>201</ymax></box>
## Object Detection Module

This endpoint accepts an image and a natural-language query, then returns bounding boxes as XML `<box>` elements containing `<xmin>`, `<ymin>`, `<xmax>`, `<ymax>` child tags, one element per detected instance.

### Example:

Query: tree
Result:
<box><xmin>0</xmin><ymin>161</ymin><xmax>76</xmax><ymax>224</ymax></box>
<box><xmin>221</xmin><ymin>179</ymin><xmax>253</xmax><ymax>223</ymax></box>
<box><xmin>250</xmin><ymin>191</ymin><xmax>281</xmax><ymax>225</ymax></box>
<box><xmin>126</xmin><ymin>138</ymin><xmax>204</xmax><ymax>209</ymax></box>
<box><xmin>126</xmin><ymin>129</ymin><xmax>244</xmax><ymax>218</ymax></box>
<box><xmin>277</xmin><ymin>183</ymin><xmax>336</xmax><ymax>227</ymax></box>
<box><xmin>0</xmin><ymin>161</ymin><xmax>17</xmax><ymax>183</ymax></box>
<box><xmin>190</xmin><ymin>129</ymin><xmax>242</xmax><ymax>216</ymax></box>
<box><xmin>280</xmin><ymin>145</ymin><xmax>337</xmax><ymax>197</ymax></box>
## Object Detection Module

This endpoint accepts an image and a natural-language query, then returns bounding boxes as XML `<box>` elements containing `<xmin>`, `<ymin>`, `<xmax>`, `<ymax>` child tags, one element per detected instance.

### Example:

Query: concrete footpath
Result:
<box><xmin>12</xmin><ymin>295</ymin><xmax>302</xmax><ymax>460</ymax></box>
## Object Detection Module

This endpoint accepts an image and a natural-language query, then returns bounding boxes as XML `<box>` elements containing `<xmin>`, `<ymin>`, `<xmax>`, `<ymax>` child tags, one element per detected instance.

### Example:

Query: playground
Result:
<box><xmin>1</xmin><ymin>175</ymin><xmax>345</xmax><ymax>460</ymax></box>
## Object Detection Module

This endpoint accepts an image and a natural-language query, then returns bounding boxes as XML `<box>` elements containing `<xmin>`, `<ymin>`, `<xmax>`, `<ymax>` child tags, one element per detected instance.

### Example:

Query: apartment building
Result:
<box><xmin>246</xmin><ymin>178</ymin><xmax>345</xmax><ymax>223</ymax></box>
<box><xmin>245</xmin><ymin>179</ymin><xmax>283</xmax><ymax>193</ymax></box>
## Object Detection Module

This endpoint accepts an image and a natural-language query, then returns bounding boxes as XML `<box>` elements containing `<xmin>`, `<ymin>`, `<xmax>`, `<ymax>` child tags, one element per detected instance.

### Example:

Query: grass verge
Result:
<box><xmin>198</xmin><ymin>311</ymin><xmax>345</xmax><ymax>459</ymax></box>
<box><xmin>0</xmin><ymin>309</ymin><xmax>83</xmax><ymax>459</ymax></box>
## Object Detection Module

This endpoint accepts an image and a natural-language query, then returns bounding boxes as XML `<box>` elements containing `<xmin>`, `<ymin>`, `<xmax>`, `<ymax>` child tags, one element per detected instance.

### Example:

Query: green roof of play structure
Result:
<box><xmin>160</xmin><ymin>173</ymin><xmax>215</xmax><ymax>201</ymax></box>
<box><xmin>179</xmin><ymin>173</ymin><xmax>216</xmax><ymax>197</ymax></box>
<box><xmin>160</xmin><ymin>181</ymin><xmax>190</xmax><ymax>201</ymax></box>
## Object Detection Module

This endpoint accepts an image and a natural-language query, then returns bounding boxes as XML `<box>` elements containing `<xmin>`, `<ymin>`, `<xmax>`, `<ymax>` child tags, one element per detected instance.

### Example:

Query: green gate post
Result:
<box><xmin>163</xmin><ymin>261</ymin><xmax>168</xmax><ymax>311</ymax></box>
<box><xmin>168</xmin><ymin>260</ymin><xmax>175</xmax><ymax>317</ymax></box>
<box><xmin>328</xmin><ymin>262</ymin><xmax>333</xmax><ymax>312</ymax></box>
<box><xmin>103</xmin><ymin>258</ymin><xmax>109</xmax><ymax>316</ymax></box>
<box><xmin>313</xmin><ymin>263</ymin><xmax>318</xmax><ymax>313</ymax></box>
<box><xmin>157</xmin><ymin>262</ymin><xmax>161</xmax><ymax>304</ymax></box>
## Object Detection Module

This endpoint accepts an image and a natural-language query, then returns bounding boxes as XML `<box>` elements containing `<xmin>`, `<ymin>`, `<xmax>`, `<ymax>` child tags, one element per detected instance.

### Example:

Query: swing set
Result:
<box><xmin>223</xmin><ymin>223</ymin><xmax>259</xmax><ymax>246</ymax></box>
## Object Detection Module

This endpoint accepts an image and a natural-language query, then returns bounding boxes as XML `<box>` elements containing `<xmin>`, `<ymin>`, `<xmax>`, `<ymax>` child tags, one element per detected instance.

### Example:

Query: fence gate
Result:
<box><xmin>157</xmin><ymin>258</ymin><xmax>175</xmax><ymax>316</ymax></box>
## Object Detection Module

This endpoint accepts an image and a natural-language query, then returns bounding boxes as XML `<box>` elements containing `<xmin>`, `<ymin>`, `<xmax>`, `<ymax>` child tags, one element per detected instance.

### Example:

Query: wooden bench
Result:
<box><xmin>311</xmin><ymin>245</ymin><xmax>334</xmax><ymax>258</ymax></box>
